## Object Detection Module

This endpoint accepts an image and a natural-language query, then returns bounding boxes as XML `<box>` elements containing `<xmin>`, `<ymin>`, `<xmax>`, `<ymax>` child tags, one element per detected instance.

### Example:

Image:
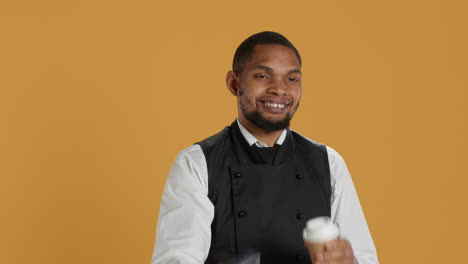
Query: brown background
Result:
<box><xmin>1</xmin><ymin>0</ymin><xmax>467</xmax><ymax>263</ymax></box>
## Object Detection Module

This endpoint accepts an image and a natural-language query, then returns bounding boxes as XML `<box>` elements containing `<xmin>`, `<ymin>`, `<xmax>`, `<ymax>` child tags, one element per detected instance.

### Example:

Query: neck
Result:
<box><xmin>238</xmin><ymin>118</ymin><xmax>283</xmax><ymax>147</ymax></box>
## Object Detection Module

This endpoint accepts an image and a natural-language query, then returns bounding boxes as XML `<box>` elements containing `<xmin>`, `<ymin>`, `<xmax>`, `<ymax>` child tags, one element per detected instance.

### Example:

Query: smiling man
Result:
<box><xmin>151</xmin><ymin>32</ymin><xmax>378</xmax><ymax>264</ymax></box>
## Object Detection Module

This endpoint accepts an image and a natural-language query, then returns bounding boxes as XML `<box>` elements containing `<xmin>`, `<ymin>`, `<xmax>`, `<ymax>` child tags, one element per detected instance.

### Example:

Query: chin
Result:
<box><xmin>262</xmin><ymin>114</ymin><xmax>291</xmax><ymax>123</ymax></box>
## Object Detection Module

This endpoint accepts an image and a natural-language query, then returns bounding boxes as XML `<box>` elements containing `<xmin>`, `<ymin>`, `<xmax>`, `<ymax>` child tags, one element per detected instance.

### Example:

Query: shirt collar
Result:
<box><xmin>236</xmin><ymin>118</ymin><xmax>288</xmax><ymax>148</ymax></box>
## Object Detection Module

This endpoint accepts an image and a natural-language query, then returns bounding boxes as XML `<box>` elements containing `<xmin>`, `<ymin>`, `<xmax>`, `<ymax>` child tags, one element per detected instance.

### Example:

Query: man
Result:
<box><xmin>152</xmin><ymin>31</ymin><xmax>378</xmax><ymax>264</ymax></box>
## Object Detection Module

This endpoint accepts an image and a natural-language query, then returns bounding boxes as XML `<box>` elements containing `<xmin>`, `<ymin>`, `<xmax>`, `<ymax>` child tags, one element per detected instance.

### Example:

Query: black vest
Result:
<box><xmin>197</xmin><ymin>121</ymin><xmax>331</xmax><ymax>264</ymax></box>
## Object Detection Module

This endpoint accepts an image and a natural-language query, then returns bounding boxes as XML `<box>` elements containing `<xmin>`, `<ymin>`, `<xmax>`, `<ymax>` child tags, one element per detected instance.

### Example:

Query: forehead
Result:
<box><xmin>245</xmin><ymin>44</ymin><xmax>301</xmax><ymax>70</ymax></box>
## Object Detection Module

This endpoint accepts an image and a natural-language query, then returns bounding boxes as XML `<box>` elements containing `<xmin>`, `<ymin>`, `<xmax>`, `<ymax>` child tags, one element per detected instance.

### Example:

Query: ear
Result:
<box><xmin>226</xmin><ymin>71</ymin><xmax>239</xmax><ymax>96</ymax></box>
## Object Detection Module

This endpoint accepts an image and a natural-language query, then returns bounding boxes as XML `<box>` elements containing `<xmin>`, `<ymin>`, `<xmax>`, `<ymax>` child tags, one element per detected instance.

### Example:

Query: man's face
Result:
<box><xmin>234</xmin><ymin>44</ymin><xmax>302</xmax><ymax>132</ymax></box>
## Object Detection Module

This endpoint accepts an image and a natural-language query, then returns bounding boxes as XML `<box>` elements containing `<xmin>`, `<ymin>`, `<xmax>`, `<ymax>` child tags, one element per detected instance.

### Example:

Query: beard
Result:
<box><xmin>239</xmin><ymin>92</ymin><xmax>298</xmax><ymax>133</ymax></box>
<box><xmin>243</xmin><ymin>110</ymin><xmax>292</xmax><ymax>133</ymax></box>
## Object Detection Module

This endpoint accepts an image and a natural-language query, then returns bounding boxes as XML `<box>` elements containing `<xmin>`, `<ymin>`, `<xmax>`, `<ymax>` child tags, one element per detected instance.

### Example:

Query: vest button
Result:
<box><xmin>238</xmin><ymin>210</ymin><xmax>247</xmax><ymax>218</ymax></box>
<box><xmin>296</xmin><ymin>213</ymin><xmax>303</xmax><ymax>219</ymax></box>
<box><xmin>234</xmin><ymin>172</ymin><xmax>241</xmax><ymax>178</ymax></box>
<box><xmin>296</xmin><ymin>174</ymin><xmax>303</xmax><ymax>180</ymax></box>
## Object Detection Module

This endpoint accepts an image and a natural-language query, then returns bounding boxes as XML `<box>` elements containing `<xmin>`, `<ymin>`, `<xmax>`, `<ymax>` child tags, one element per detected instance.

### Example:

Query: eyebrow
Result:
<box><xmin>255</xmin><ymin>65</ymin><xmax>302</xmax><ymax>74</ymax></box>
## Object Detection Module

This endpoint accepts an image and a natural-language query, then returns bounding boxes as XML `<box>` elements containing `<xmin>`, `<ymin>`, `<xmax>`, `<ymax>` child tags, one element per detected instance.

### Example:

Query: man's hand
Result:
<box><xmin>312</xmin><ymin>239</ymin><xmax>358</xmax><ymax>264</ymax></box>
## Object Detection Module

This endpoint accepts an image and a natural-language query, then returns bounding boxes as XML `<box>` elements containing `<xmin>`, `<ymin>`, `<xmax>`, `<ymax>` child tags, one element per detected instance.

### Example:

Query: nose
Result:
<box><xmin>267</xmin><ymin>78</ymin><xmax>288</xmax><ymax>96</ymax></box>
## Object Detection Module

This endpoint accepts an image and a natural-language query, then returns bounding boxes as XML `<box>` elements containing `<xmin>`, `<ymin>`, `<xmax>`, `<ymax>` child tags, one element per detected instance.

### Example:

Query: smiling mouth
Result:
<box><xmin>263</xmin><ymin>102</ymin><xmax>286</xmax><ymax>108</ymax></box>
<box><xmin>258</xmin><ymin>100</ymin><xmax>290</xmax><ymax>114</ymax></box>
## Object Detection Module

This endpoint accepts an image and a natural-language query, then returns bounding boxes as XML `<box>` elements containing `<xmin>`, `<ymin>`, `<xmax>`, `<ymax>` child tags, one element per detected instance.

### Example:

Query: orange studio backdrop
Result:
<box><xmin>0</xmin><ymin>0</ymin><xmax>467</xmax><ymax>263</ymax></box>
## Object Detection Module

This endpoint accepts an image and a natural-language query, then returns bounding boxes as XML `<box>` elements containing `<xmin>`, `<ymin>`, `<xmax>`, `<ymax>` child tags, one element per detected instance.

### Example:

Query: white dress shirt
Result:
<box><xmin>151</xmin><ymin>120</ymin><xmax>378</xmax><ymax>264</ymax></box>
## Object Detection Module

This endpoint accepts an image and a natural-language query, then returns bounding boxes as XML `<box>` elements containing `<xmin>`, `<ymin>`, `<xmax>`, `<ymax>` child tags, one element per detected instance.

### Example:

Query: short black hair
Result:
<box><xmin>232</xmin><ymin>31</ymin><xmax>302</xmax><ymax>73</ymax></box>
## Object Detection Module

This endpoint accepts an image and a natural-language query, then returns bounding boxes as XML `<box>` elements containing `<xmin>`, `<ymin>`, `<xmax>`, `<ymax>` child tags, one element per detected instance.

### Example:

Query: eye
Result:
<box><xmin>254</xmin><ymin>74</ymin><xmax>270</xmax><ymax>79</ymax></box>
<box><xmin>288</xmin><ymin>77</ymin><xmax>300</xmax><ymax>82</ymax></box>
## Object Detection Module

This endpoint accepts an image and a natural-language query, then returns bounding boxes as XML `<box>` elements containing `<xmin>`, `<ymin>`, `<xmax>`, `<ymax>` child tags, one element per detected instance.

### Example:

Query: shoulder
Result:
<box><xmin>175</xmin><ymin>144</ymin><xmax>205</xmax><ymax>165</ymax></box>
<box><xmin>290</xmin><ymin>130</ymin><xmax>329</xmax><ymax>160</ymax></box>
<box><xmin>196</xmin><ymin>127</ymin><xmax>234</xmax><ymax>168</ymax></box>
<box><xmin>196</xmin><ymin>126</ymin><xmax>231</xmax><ymax>152</ymax></box>
<box><xmin>290</xmin><ymin>129</ymin><xmax>324</xmax><ymax>147</ymax></box>
<box><xmin>290</xmin><ymin>129</ymin><xmax>347</xmax><ymax>171</ymax></box>
<box><xmin>325</xmin><ymin>145</ymin><xmax>346</xmax><ymax>168</ymax></box>
<box><xmin>175</xmin><ymin>125</ymin><xmax>231</xmax><ymax>165</ymax></box>
<box><xmin>169</xmin><ymin>144</ymin><xmax>208</xmax><ymax>191</ymax></box>
<box><xmin>323</xmin><ymin>146</ymin><xmax>352</xmax><ymax>192</ymax></box>
<box><xmin>174</xmin><ymin>125</ymin><xmax>233</xmax><ymax>173</ymax></box>
<box><xmin>172</xmin><ymin>127</ymin><xmax>233</xmax><ymax>194</ymax></box>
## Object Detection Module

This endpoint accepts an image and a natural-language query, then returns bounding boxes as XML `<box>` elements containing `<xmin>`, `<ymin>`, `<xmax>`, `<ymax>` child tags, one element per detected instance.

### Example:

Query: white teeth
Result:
<box><xmin>265</xmin><ymin>102</ymin><xmax>286</xmax><ymax>108</ymax></box>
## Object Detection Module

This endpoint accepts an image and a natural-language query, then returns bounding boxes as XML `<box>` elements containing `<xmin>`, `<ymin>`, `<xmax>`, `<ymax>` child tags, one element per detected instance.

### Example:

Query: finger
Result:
<box><xmin>324</xmin><ymin>239</ymin><xmax>338</xmax><ymax>251</ymax></box>
<box><xmin>323</xmin><ymin>240</ymin><xmax>355</xmax><ymax>264</ymax></box>
<box><xmin>328</xmin><ymin>239</ymin><xmax>352</xmax><ymax>252</ymax></box>
<box><xmin>314</xmin><ymin>252</ymin><xmax>325</xmax><ymax>263</ymax></box>
<box><xmin>335</xmin><ymin>239</ymin><xmax>351</xmax><ymax>248</ymax></box>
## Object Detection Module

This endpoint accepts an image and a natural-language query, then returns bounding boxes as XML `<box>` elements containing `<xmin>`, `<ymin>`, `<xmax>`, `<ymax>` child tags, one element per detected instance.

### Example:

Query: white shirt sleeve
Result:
<box><xmin>327</xmin><ymin>146</ymin><xmax>379</xmax><ymax>263</ymax></box>
<box><xmin>151</xmin><ymin>145</ymin><xmax>213</xmax><ymax>264</ymax></box>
